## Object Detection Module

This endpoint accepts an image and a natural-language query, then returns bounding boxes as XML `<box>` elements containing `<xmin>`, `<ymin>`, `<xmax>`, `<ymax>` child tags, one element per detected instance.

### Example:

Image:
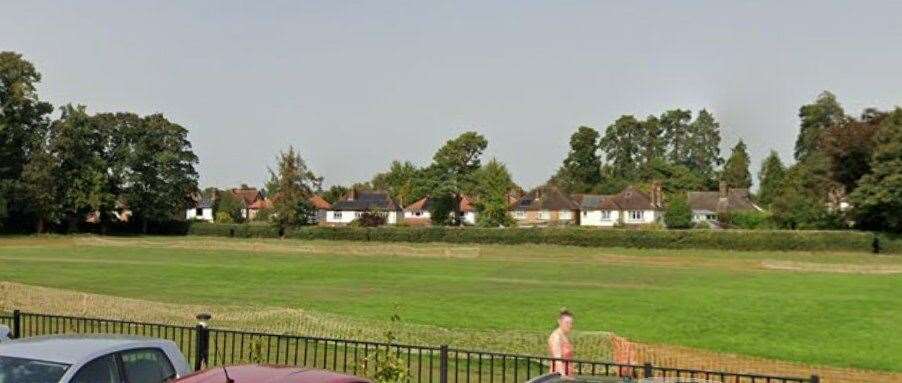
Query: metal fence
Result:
<box><xmin>1</xmin><ymin>310</ymin><xmax>818</xmax><ymax>383</ymax></box>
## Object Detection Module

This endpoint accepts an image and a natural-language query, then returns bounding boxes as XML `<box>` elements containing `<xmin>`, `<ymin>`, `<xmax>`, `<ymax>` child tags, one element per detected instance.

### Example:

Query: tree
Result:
<box><xmin>664</xmin><ymin>194</ymin><xmax>693</xmax><ymax>229</ymax></box>
<box><xmin>643</xmin><ymin>158</ymin><xmax>706</xmax><ymax>194</ymax></box>
<box><xmin>0</xmin><ymin>52</ymin><xmax>53</xmax><ymax>229</ymax></box>
<box><xmin>321</xmin><ymin>185</ymin><xmax>349</xmax><ymax>204</ymax></box>
<box><xmin>771</xmin><ymin>152</ymin><xmax>841</xmax><ymax>229</ymax></box>
<box><xmin>21</xmin><ymin>145</ymin><xmax>58</xmax><ymax>232</ymax></box>
<box><xmin>426</xmin><ymin>132</ymin><xmax>488</xmax><ymax>224</ymax></box>
<box><xmin>722</xmin><ymin>140</ymin><xmax>752</xmax><ymax>189</ymax></box>
<box><xmin>269</xmin><ymin>146</ymin><xmax>322</xmax><ymax>229</ymax></box>
<box><xmin>122</xmin><ymin>114</ymin><xmax>199</xmax><ymax>233</ymax></box>
<box><xmin>556</xmin><ymin>126</ymin><xmax>601</xmax><ymax>193</ymax></box>
<box><xmin>756</xmin><ymin>150</ymin><xmax>786</xmax><ymax>208</ymax></box>
<box><xmin>638</xmin><ymin>115</ymin><xmax>665</xmax><ymax>169</ymax></box>
<box><xmin>685</xmin><ymin>109</ymin><xmax>723</xmax><ymax>184</ymax></box>
<box><xmin>48</xmin><ymin>105</ymin><xmax>107</xmax><ymax>230</ymax></box>
<box><xmin>215</xmin><ymin>190</ymin><xmax>245</xmax><ymax>222</ymax></box>
<box><xmin>91</xmin><ymin>112</ymin><xmax>142</xmax><ymax>228</ymax></box>
<box><xmin>600</xmin><ymin>115</ymin><xmax>642</xmax><ymax>179</ymax></box>
<box><xmin>821</xmin><ymin>112</ymin><xmax>883</xmax><ymax>193</ymax></box>
<box><xmin>371</xmin><ymin>161</ymin><xmax>425</xmax><ymax>207</ymax></box>
<box><xmin>795</xmin><ymin>91</ymin><xmax>845</xmax><ymax>161</ymax></box>
<box><xmin>849</xmin><ymin>108</ymin><xmax>902</xmax><ymax>232</ymax></box>
<box><xmin>473</xmin><ymin>159</ymin><xmax>516</xmax><ymax>227</ymax></box>
<box><xmin>661</xmin><ymin>109</ymin><xmax>693</xmax><ymax>165</ymax></box>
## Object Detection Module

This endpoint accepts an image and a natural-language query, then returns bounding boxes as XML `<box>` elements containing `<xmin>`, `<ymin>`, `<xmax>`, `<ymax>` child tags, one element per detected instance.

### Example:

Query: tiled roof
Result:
<box><xmin>688</xmin><ymin>189</ymin><xmax>759</xmax><ymax>212</ymax></box>
<box><xmin>331</xmin><ymin>190</ymin><xmax>401</xmax><ymax>211</ymax></box>
<box><xmin>405</xmin><ymin>195</ymin><xmax>477</xmax><ymax>212</ymax></box>
<box><xmin>511</xmin><ymin>186</ymin><xmax>579</xmax><ymax>211</ymax></box>
<box><xmin>308</xmin><ymin>195</ymin><xmax>332</xmax><ymax>210</ymax></box>
<box><xmin>230</xmin><ymin>187</ymin><xmax>262</xmax><ymax>206</ymax></box>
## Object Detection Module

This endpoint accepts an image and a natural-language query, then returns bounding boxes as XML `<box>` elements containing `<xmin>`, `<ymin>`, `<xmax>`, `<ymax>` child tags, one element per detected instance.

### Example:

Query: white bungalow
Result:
<box><xmin>326</xmin><ymin>190</ymin><xmax>403</xmax><ymax>226</ymax></box>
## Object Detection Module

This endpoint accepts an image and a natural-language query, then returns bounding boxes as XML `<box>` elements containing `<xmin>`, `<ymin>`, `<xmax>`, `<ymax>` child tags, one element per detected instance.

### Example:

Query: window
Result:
<box><xmin>355</xmin><ymin>212</ymin><xmax>362</xmax><ymax>218</ymax></box>
<box><xmin>629</xmin><ymin>210</ymin><xmax>643</xmax><ymax>220</ymax></box>
<box><xmin>514</xmin><ymin>210</ymin><xmax>526</xmax><ymax>219</ymax></box>
<box><xmin>72</xmin><ymin>354</ymin><xmax>120</xmax><ymax>383</ymax></box>
<box><xmin>601</xmin><ymin>210</ymin><xmax>611</xmax><ymax>220</ymax></box>
<box><xmin>333</xmin><ymin>211</ymin><xmax>342</xmax><ymax>220</ymax></box>
<box><xmin>121</xmin><ymin>348</ymin><xmax>176</xmax><ymax>383</ymax></box>
<box><xmin>707</xmin><ymin>214</ymin><xmax>718</xmax><ymax>221</ymax></box>
<box><xmin>0</xmin><ymin>356</ymin><xmax>69</xmax><ymax>383</ymax></box>
<box><xmin>195</xmin><ymin>208</ymin><xmax>203</xmax><ymax>216</ymax></box>
<box><xmin>538</xmin><ymin>210</ymin><xmax>550</xmax><ymax>220</ymax></box>
<box><xmin>414</xmin><ymin>211</ymin><xmax>422</xmax><ymax>217</ymax></box>
<box><xmin>581</xmin><ymin>210</ymin><xmax>587</xmax><ymax>217</ymax></box>
<box><xmin>559</xmin><ymin>210</ymin><xmax>572</xmax><ymax>220</ymax></box>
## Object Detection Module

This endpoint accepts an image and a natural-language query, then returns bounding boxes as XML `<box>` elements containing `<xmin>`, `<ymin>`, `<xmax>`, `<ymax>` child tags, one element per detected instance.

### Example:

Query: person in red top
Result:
<box><xmin>548</xmin><ymin>310</ymin><xmax>575</xmax><ymax>376</ymax></box>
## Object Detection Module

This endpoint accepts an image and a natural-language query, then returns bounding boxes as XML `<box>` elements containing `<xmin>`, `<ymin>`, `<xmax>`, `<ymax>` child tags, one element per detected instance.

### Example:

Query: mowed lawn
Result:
<box><xmin>0</xmin><ymin>236</ymin><xmax>900</xmax><ymax>372</ymax></box>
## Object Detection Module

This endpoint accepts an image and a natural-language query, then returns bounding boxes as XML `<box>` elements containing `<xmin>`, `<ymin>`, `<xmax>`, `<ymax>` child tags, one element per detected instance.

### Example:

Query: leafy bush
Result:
<box><xmin>664</xmin><ymin>195</ymin><xmax>692</xmax><ymax>229</ymax></box>
<box><xmin>188</xmin><ymin>223</ymin><xmax>901</xmax><ymax>253</ymax></box>
<box><xmin>215</xmin><ymin>211</ymin><xmax>234</xmax><ymax>224</ymax></box>
<box><xmin>350</xmin><ymin>211</ymin><xmax>387</xmax><ymax>227</ymax></box>
<box><xmin>724</xmin><ymin>210</ymin><xmax>775</xmax><ymax>230</ymax></box>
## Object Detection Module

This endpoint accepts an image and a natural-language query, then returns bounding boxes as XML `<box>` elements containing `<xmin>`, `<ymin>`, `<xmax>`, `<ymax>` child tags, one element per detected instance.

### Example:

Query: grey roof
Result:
<box><xmin>572</xmin><ymin>194</ymin><xmax>620</xmax><ymax>210</ymax></box>
<box><xmin>331</xmin><ymin>190</ymin><xmax>401</xmax><ymax>211</ymax></box>
<box><xmin>688</xmin><ymin>189</ymin><xmax>760</xmax><ymax>213</ymax></box>
<box><xmin>572</xmin><ymin>187</ymin><xmax>659</xmax><ymax>211</ymax></box>
<box><xmin>511</xmin><ymin>186</ymin><xmax>579</xmax><ymax>211</ymax></box>
<box><xmin>0</xmin><ymin>334</ymin><xmax>172</xmax><ymax>364</ymax></box>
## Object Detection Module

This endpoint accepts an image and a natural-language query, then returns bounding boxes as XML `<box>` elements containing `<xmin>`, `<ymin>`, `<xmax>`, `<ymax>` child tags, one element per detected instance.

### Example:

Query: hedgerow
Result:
<box><xmin>188</xmin><ymin>223</ymin><xmax>900</xmax><ymax>253</ymax></box>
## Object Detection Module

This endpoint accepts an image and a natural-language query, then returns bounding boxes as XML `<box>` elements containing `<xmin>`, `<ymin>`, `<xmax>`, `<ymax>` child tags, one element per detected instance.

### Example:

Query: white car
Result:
<box><xmin>0</xmin><ymin>334</ymin><xmax>191</xmax><ymax>383</ymax></box>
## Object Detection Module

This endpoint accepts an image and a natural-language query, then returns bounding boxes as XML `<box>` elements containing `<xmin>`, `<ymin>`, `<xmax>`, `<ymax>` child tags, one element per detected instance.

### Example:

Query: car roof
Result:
<box><xmin>0</xmin><ymin>334</ymin><xmax>175</xmax><ymax>364</ymax></box>
<box><xmin>177</xmin><ymin>364</ymin><xmax>371</xmax><ymax>383</ymax></box>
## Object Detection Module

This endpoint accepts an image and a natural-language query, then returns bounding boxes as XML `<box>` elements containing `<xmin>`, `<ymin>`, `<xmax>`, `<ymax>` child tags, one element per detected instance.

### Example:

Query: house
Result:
<box><xmin>510</xmin><ymin>185</ymin><xmax>580</xmax><ymax>226</ymax></box>
<box><xmin>403</xmin><ymin>195</ymin><xmax>478</xmax><ymax>226</ymax></box>
<box><xmin>186</xmin><ymin>195</ymin><xmax>215</xmax><ymax>222</ymax></box>
<box><xmin>308</xmin><ymin>195</ymin><xmax>332</xmax><ymax>224</ymax></box>
<box><xmin>687</xmin><ymin>182</ymin><xmax>761</xmax><ymax>224</ymax></box>
<box><xmin>326</xmin><ymin>190</ymin><xmax>403</xmax><ymax>226</ymax></box>
<box><xmin>574</xmin><ymin>183</ymin><xmax>664</xmax><ymax>227</ymax></box>
<box><xmin>230</xmin><ymin>186</ymin><xmax>265</xmax><ymax>220</ymax></box>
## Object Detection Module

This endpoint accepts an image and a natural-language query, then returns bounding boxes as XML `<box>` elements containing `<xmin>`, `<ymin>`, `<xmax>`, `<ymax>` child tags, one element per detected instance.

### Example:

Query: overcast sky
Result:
<box><xmin>3</xmin><ymin>1</ymin><xmax>901</xmax><ymax>190</ymax></box>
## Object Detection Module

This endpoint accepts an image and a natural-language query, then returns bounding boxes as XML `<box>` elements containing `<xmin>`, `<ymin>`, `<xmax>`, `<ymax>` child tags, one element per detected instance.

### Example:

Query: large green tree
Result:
<box><xmin>473</xmin><ymin>158</ymin><xmax>516</xmax><ymax>227</ymax></box>
<box><xmin>269</xmin><ymin>146</ymin><xmax>322</xmax><ymax>229</ymax></box>
<box><xmin>795</xmin><ymin>91</ymin><xmax>845</xmax><ymax>161</ymax></box>
<box><xmin>600</xmin><ymin>115</ymin><xmax>642</xmax><ymax>179</ymax></box>
<box><xmin>21</xmin><ymin>144</ymin><xmax>58</xmax><ymax>232</ymax></box>
<box><xmin>556</xmin><ymin>126</ymin><xmax>601</xmax><ymax>193</ymax></box>
<box><xmin>821</xmin><ymin>111</ymin><xmax>883</xmax><ymax>193</ymax></box>
<box><xmin>722</xmin><ymin>140</ymin><xmax>752</xmax><ymax>189</ymax></box>
<box><xmin>425</xmin><ymin>131</ymin><xmax>488</xmax><ymax>224</ymax></box>
<box><xmin>48</xmin><ymin>105</ymin><xmax>108</xmax><ymax>230</ymax></box>
<box><xmin>661</xmin><ymin>109</ymin><xmax>693</xmax><ymax>165</ymax></box>
<box><xmin>756</xmin><ymin>150</ymin><xmax>786</xmax><ymax>208</ymax></box>
<box><xmin>371</xmin><ymin>160</ymin><xmax>424</xmax><ymax>207</ymax></box>
<box><xmin>849</xmin><ymin>108</ymin><xmax>902</xmax><ymax>232</ymax></box>
<box><xmin>638</xmin><ymin>115</ymin><xmax>665</xmax><ymax>170</ymax></box>
<box><xmin>122</xmin><ymin>114</ymin><xmax>199</xmax><ymax>233</ymax></box>
<box><xmin>686</xmin><ymin>109</ymin><xmax>723</xmax><ymax>185</ymax></box>
<box><xmin>0</xmin><ymin>52</ymin><xmax>53</xmax><ymax>229</ymax></box>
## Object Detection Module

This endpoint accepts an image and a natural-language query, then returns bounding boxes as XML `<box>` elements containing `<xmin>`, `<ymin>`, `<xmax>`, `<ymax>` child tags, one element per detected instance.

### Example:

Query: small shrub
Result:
<box><xmin>664</xmin><ymin>195</ymin><xmax>693</xmax><ymax>229</ymax></box>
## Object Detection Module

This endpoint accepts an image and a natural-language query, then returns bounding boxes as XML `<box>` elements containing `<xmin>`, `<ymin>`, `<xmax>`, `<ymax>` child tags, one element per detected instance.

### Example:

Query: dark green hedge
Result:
<box><xmin>188</xmin><ymin>223</ymin><xmax>900</xmax><ymax>253</ymax></box>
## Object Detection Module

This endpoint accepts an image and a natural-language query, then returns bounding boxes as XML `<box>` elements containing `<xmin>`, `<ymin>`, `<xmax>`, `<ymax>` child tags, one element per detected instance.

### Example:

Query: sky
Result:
<box><xmin>3</xmin><ymin>1</ymin><xmax>901</xmax><ymax>190</ymax></box>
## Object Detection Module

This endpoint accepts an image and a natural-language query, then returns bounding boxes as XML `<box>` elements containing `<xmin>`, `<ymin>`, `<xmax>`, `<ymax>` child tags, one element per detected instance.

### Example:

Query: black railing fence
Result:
<box><xmin>1</xmin><ymin>310</ymin><xmax>818</xmax><ymax>383</ymax></box>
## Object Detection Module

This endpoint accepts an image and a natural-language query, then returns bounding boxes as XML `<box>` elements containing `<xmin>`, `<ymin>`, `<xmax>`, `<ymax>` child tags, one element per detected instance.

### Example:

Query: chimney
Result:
<box><xmin>719</xmin><ymin>181</ymin><xmax>728</xmax><ymax>199</ymax></box>
<box><xmin>652</xmin><ymin>181</ymin><xmax>663</xmax><ymax>208</ymax></box>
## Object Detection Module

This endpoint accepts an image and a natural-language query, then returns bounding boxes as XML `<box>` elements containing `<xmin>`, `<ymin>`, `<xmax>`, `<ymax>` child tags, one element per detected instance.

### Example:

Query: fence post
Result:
<box><xmin>810</xmin><ymin>375</ymin><xmax>820</xmax><ymax>383</ymax></box>
<box><xmin>194</xmin><ymin>313</ymin><xmax>212</xmax><ymax>371</ymax></box>
<box><xmin>12</xmin><ymin>310</ymin><xmax>21</xmax><ymax>339</ymax></box>
<box><xmin>440</xmin><ymin>345</ymin><xmax>449</xmax><ymax>383</ymax></box>
<box><xmin>643</xmin><ymin>363</ymin><xmax>653</xmax><ymax>379</ymax></box>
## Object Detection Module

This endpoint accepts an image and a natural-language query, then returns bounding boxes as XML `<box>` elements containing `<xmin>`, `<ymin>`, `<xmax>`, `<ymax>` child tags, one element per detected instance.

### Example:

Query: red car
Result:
<box><xmin>175</xmin><ymin>364</ymin><xmax>372</xmax><ymax>383</ymax></box>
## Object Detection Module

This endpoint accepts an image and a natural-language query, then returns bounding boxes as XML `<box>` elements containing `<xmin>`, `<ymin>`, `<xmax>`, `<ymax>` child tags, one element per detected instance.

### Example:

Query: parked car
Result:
<box><xmin>175</xmin><ymin>364</ymin><xmax>371</xmax><ymax>383</ymax></box>
<box><xmin>0</xmin><ymin>334</ymin><xmax>191</xmax><ymax>383</ymax></box>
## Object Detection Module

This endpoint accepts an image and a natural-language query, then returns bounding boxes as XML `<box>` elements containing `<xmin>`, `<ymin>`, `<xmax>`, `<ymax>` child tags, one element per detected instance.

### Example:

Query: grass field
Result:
<box><xmin>0</xmin><ymin>235</ymin><xmax>900</xmax><ymax>376</ymax></box>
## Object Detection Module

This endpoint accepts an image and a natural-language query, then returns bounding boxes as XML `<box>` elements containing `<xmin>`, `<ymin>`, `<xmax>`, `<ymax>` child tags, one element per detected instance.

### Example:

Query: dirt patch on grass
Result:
<box><xmin>761</xmin><ymin>260</ymin><xmax>902</xmax><ymax>274</ymax></box>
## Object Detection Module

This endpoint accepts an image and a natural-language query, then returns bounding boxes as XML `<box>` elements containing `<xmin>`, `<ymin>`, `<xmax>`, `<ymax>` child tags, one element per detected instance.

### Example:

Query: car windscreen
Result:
<box><xmin>0</xmin><ymin>355</ymin><xmax>70</xmax><ymax>383</ymax></box>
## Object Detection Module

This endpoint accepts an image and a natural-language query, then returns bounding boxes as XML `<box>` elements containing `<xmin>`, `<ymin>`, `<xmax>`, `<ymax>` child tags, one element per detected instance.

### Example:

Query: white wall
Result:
<box><xmin>462</xmin><ymin>211</ymin><xmax>477</xmax><ymax>225</ymax></box>
<box><xmin>327</xmin><ymin>210</ymin><xmax>402</xmax><ymax>225</ymax></box>
<box><xmin>186</xmin><ymin>207</ymin><xmax>214</xmax><ymax>222</ymax></box>
<box><xmin>404</xmin><ymin>211</ymin><xmax>431</xmax><ymax>220</ymax></box>
<box><xmin>579</xmin><ymin>210</ymin><xmax>620</xmax><ymax>227</ymax></box>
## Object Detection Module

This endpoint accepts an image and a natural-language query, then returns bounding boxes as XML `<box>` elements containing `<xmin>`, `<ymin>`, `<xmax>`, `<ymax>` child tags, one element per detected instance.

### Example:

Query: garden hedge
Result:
<box><xmin>188</xmin><ymin>223</ymin><xmax>901</xmax><ymax>254</ymax></box>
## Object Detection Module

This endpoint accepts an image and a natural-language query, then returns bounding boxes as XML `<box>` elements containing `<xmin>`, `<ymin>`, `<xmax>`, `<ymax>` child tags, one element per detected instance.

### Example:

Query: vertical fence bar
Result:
<box><xmin>12</xmin><ymin>310</ymin><xmax>21</xmax><ymax>339</ymax></box>
<box><xmin>440</xmin><ymin>345</ymin><xmax>449</xmax><ymax>383</ymax></box>
<box><xmin>194</xmin><ymin>323</ymin><xmax>209</xmax><ymax>371</ymax></box>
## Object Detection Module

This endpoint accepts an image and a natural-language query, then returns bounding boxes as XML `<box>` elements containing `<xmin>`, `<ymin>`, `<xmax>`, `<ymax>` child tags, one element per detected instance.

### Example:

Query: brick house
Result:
<box><xmin>510</xmin><ymin>185</ymin><xmax>580</xmax><ymax>226</ymax></box>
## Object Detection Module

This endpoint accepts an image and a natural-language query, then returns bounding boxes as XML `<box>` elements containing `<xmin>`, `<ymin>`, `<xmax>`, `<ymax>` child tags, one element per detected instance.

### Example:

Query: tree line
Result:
<box><xmin>0</xmin><ymin>52</ymin><xmax>199</xmax><ymax>233</ymax></box>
